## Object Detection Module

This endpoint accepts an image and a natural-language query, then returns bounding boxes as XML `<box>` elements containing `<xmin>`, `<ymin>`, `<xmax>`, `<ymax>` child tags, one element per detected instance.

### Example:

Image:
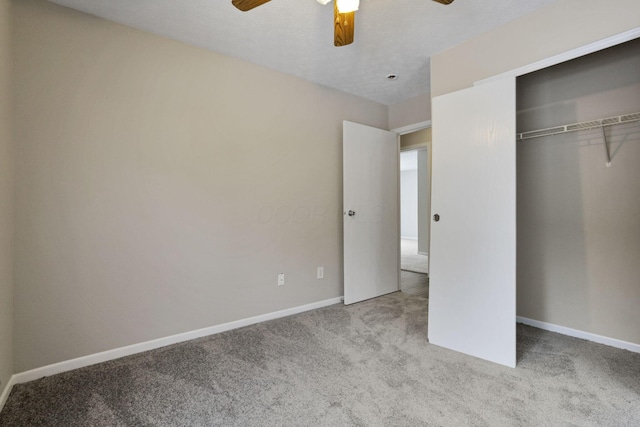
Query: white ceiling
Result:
<box><xmin>49</xmin><ymin>0</ymin><xmax>559</xmax><ymax>105</ymax></box>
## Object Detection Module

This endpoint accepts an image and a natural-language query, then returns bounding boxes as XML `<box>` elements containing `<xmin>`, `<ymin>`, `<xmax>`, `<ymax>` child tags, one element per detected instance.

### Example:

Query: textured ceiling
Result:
<box><xmin>49</xmin><ymin>0</ymin><xmax>559</xmax><ymax>105</ymax></box>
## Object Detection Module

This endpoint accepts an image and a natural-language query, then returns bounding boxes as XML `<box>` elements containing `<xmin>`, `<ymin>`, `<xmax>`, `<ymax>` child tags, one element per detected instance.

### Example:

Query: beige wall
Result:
<box><xmin>517</xmin><ymin>39</ymin><xmax>640</xmax><ymax>344</ymax></box>
<box><xmin>0</xmin><ymin>0</ymin><xmax>14</xmax><ymax>391</ymax></box>
<box><xmin>431</xmin><ymin>0</ymin><xmax>640</xmax><ymax>97</ymax></box>
<box><xmin>389</xmin><ymin>93</ymin><xmax>431</xmax><ymax>131</ymax></box>
<box><xmin>13</xmin><ymin>0</ymin><xmax>388</xmax><ymax>372</ymax></box>
<box><xmin>400</xmin><ymin>128</ymin><xmax>431</xmax><ymax>150</ymax></box>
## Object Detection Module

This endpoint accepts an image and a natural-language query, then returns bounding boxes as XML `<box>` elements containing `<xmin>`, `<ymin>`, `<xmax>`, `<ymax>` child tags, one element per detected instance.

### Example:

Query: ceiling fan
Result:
<box><xmin>232</xmin><ymin>0</ymin><xmax>455</xmax><ymax>47</ymax></box>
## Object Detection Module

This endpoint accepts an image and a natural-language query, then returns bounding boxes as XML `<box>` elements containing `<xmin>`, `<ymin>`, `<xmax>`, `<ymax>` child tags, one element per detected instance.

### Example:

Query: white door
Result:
<box><xmin>343</xmin><ymin>121</ymin><xmax>399</xmax><ymax>305</ymax></box>
<box><xmin>428</xmin><ymin>78</ymin><xmax>516</xmax><ymax>367</ymax></box>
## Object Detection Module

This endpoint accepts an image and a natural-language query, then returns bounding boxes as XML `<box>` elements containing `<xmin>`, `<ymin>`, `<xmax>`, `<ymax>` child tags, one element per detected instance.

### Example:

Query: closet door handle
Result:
<box><xmin>433</xmin><ymin>214</ymin><xmax>440</xmax><ymax>222</ymax></box>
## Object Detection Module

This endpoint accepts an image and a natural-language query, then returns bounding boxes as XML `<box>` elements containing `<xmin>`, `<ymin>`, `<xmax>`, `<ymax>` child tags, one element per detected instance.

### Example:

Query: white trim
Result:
<box><xmin>10</xmin><ymin>297</ymin><xmax>343</xmax><ymax>386</ymax></box>
<box><xmin>391</xmin><ymin>120</ymin><xmax>432</xmax><ymax>135</ymax></box>
<box><xmin>401</xmin><ymin>236</ymin><xmax>418</xmax><ymax>241</ymax></box>
<box><xmin>396</xmin><ymin>135</ymin><xmax>402</xmax><ymax>294</ymax></box>
<box><xmin>417</xmin><ymin>251</ymin><xmax>429</xmax><ymax>256</ymax></box>
<box><xmin>400</xmin><ymin>143</ymin><xmax>429</xmax><ymax>152</ymax></box>
<box><xmin>475</xmin><ymin>27</ymin><xmax>640</xmax><ymax>86</ymax></box>
<box><xmin>517</xmin><ymin>316</ymin><xmax>640</xmax><ymax>354</ymax></box>
<box><xmin>0</xmin><ymin>375</ymin><xmax>16</xmax><ymax>413</ymax></box>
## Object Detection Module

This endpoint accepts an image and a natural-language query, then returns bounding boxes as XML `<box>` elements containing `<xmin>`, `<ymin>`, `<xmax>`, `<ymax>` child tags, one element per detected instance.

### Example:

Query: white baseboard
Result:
<box><xmin>0</xmin><ymin>375</ymin><xmax>16</xmax><ymax>414</ymax></box>
<box><xmin>517</xmin><ymin>316</ymin><xmax>640</xmax><ymax>353</ymax></box>
<box><xmin>400</xmin><ymin>237</ymin><xmax>418</xmax><ymax>241</ymax></box>
<box><xmin>417</xmin><ymin>251</ymin><xmax>429</xmax><ymax>256</ymax></box>
<box><xmin>10</xmin><ymin>296</ymin><xmax>343</xmax><ymax>387</ymax></box>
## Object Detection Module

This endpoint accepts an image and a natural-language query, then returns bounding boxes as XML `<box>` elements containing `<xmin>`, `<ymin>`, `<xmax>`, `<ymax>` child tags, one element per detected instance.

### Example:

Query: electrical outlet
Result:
<box><xmin>278</xmin><ymin>273</ymin><xmax>285</xmax><ymax>286</ymax></box>
<box><xmin>317</xmin><ymin>267</ymin><xmax>324</xmax><ymax>279</ymax></box>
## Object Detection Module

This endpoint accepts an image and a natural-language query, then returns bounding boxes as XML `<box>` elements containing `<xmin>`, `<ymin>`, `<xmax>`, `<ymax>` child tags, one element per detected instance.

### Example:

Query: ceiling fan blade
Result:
<box><xmin>232</xmin><ymin>0</ymin><xmax>271</xmax><ymax>12</ymax></box>
<box><xmin>432</xmin><ymin>0</ymin><xmax>454</xmax><ymax>4</ymax></box>
<box><xmin>334</xmin><ymin>2</ymin><xmax>355</xmax><ymax>47</ymax></box>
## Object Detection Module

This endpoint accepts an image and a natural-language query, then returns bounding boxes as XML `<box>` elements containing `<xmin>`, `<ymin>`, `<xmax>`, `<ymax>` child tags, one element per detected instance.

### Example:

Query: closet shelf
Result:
<box><xmin>517</xmin><ymin>112</ymin><xmax>640</xmax><ymax>141</ymax></box>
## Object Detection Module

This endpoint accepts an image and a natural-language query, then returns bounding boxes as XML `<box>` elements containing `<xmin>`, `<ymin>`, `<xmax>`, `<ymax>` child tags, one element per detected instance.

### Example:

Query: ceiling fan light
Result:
<box><xmin>337</xmin><ymin>0</ymin><xmax>359</xmax><ymax>13</ymax></box>
<box><xmin>316</xmin><ymin>0</ymin><xmax>331</xmax><ymax>5</ymax></box>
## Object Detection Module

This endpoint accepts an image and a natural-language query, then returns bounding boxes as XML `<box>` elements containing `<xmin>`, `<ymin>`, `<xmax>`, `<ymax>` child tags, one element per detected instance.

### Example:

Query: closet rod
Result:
<box><xmin>517</xmin><ymin>112</ymin><xmax>640</xmax><ymax>141</ymax></box>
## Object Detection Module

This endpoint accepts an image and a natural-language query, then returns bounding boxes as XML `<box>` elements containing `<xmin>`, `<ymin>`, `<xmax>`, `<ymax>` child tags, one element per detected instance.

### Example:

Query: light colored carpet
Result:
<box><xmin>2</xmin><ymin>292</ymin><xmax>640</xmax><ymax>426</ymax></box>
<box><xmin>401</xmin><ymin>238</ymin><xmax>428</xmax><ymax>274</ymax></box>
<box><xmin>400</xmin><ymin>270</ymin><xmax>429</xmax><ymax>298</ymax></box>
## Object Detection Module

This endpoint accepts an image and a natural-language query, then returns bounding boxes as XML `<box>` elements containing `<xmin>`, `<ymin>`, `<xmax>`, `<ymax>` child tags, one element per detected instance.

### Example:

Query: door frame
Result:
<box><xmin>396</xmin><ymin>124</ymin><xmax>432</xmax><ymax>282</ymax></box>
<box><xmin>391</xmin><ymin>120</ymin><xmax>432</xmax><ymax>136</ymax></box>
<box><xmin>474</xmin><ymin>27</ymin><xmax>640</xmax><ymax>87</ymax></box>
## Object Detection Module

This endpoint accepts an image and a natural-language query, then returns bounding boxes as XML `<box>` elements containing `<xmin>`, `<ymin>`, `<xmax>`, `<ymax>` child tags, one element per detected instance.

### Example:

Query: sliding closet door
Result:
<box><xmin>428</xmin><ymin>77</ymin><xmax>516</xmax><ymax>367</ymax></box>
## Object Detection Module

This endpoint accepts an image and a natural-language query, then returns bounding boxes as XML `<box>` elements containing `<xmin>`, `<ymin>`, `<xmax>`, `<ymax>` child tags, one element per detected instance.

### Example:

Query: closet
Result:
<box><xmin>429</xmin><ymin>36</ymin><xmax>640</xmax><ymax>367</ymax></box>
<box><xmin>515</xmin><ymin>37</ymin><xmax>640</xmax><ymax>346</ymax></box>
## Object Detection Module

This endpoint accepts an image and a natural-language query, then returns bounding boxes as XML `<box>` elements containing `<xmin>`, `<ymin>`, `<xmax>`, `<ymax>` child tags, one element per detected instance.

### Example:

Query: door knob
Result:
<box><xmin>348</xmin><ymin>210</ymin><xmax>356</xmax><ymax>217</ymax></box>
<box><xmin>433</xmin><ymin>214</ymin><xmax>440</xmax><ymax>222</ymax></box>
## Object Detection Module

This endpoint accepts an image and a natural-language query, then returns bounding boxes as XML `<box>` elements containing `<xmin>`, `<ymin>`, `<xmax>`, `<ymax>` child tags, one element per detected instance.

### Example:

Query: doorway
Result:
<box><xmin>399</xmin><ymin>129</ymin><xmax>431</xmax><ymax>298</ymax></box>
